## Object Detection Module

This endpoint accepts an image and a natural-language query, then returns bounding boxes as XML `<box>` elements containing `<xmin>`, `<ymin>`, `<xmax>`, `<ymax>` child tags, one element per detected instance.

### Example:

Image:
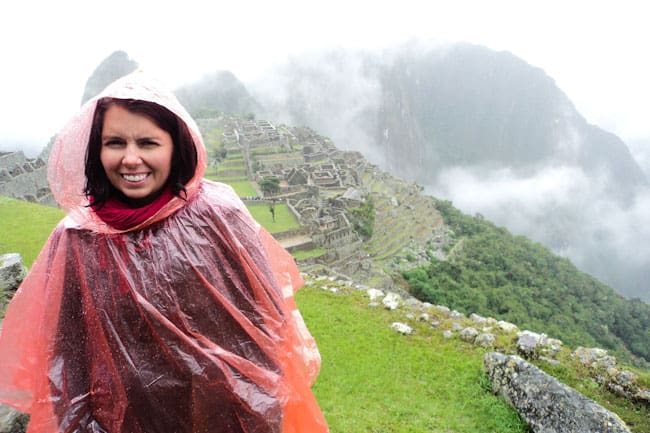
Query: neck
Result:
<box><xmin>115</xmin><ymin>187</ymin><xmax>169</xmax><ymax>208</ymax></box>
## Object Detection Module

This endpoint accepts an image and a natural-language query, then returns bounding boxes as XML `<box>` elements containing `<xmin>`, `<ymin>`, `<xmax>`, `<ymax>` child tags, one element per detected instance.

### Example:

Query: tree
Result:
<box><xmin>258</xmin><ymin>176</ymin><xmax>280</xmax><ymax>196</ymax></box>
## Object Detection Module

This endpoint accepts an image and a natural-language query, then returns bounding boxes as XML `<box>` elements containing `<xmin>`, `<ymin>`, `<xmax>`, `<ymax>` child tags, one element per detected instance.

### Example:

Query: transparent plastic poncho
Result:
<box><xmin>0</xmin><ymin>72</ymin><xmax>328</xmax><ymax>433</ymax></box>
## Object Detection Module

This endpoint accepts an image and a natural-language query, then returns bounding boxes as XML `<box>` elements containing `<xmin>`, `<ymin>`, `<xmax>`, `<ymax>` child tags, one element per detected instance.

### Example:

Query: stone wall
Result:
<box><xmin>0</xmin><ymin>151</ymin><xmax>55</xmax><ymax>206</ymax></box>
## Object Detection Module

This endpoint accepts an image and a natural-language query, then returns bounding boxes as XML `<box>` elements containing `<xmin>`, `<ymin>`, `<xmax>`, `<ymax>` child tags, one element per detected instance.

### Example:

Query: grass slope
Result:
<box><xmin>0</xmin><ymin>197</ymin><xmax>64</xmax><ymax>267</ymax></box>
<box><xmin>297</xmin><ymin>286</ymin><xmax>528</xmax><ymax>433</ymax></box>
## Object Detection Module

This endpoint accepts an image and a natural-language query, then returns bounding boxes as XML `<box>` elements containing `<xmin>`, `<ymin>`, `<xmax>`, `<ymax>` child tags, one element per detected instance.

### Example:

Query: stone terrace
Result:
<box><xmin>199</xmin><ymin>115</ymin><xmax>446</xmax><ymax>290</ymax></box>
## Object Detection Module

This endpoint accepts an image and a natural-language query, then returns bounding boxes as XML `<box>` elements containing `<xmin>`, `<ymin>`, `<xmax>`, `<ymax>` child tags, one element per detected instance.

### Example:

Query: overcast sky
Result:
<box><xmin>1</xmin><ymin>0</ymin><xmax>649</xmax><ymax>156</ymax></box>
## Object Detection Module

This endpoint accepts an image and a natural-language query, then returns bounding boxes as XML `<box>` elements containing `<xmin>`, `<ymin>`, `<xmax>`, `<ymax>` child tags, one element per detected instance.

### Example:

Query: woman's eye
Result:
<box><xmin>104</xmin><ymin>140</ymin><xmax>124</xmax><ymax>147</ymax></box>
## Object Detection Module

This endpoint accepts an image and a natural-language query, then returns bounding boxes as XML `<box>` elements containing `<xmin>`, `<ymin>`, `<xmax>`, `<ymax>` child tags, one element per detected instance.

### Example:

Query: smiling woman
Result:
<box><xmin>99</xmin><ymin>104</ymin><xmax>174</xmax><ymax>205</ymax></box>
<box><xmin>0</xmin><ymin>72</ymin><xmax>329</xmax><ymax>433</ymax></box>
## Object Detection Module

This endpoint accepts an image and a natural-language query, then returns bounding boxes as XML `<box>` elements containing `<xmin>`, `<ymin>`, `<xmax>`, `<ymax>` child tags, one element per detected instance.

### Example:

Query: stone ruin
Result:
<box><xmin>0</xmin><ymin>151</ymin><xmax>55</xmax><ymax>206</ymax></box>
<box><xmin>208</xmin><ymin>116</ymin><xmax>368</xmax><ymax>265</ymax></box>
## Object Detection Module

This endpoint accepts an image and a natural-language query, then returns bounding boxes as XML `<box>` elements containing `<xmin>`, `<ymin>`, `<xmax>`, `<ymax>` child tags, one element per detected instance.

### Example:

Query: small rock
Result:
<box><xmin>450</xmin><ymin>310</ymin><xmax>465</xmax><ymax>319</ymax></box>
<box><xmin>382</xmin><ymin>293</ymin><xmax>402</xmax><ymax>310</ymax></box>
<box><xmin>391</xmin><ymin>322</ymin><xmax>414</xmax><ymax>335</ymax></box>
<box><xmin>0</xmin><ymin>253</ymin><xmax>27</xmax><ymax>292</ymax></box>
<box><xmin>475</xmin><ymin>333</ymin><xmax>495</xmax><ymax>348</ymax></box>
<box><xmin>459</xmin><ymin>327</ymin><xmax>479</xmax><ymax>343</ymax></box>
<box><xmin>470</xmin><ymin>313</ymin><xmax>487</xmax><ymax>326</ymax></box>
<box><xmin>367</xmin><ymin>288</ymin><xmax>384</xmax><ymax>301</ymax></box>
<box><xmin>497</xmin><ymin>320</ymin><xmax>519</xmax><ymax>333</ymax></box>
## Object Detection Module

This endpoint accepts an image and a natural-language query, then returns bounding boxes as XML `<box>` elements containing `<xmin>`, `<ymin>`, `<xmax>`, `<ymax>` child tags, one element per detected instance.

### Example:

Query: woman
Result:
<box><xmin>0</xmin><ymin>72</ymin><xmax>329</xmax><ymax>433</ymax></box>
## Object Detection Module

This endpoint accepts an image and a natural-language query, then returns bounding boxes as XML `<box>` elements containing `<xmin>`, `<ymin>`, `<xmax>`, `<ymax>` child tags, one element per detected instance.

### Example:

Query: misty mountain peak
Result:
<box><xmin>80</xmin><ymin>50</ymin><xmax>139</xmax><ymax>105</ymax></box>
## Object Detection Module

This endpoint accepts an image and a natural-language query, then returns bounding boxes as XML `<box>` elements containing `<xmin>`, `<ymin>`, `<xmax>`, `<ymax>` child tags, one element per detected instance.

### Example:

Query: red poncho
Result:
<box><xmin>0</xmin><ymin>72</ymin><xmax>329</xmax><ymax>433</ymax></box>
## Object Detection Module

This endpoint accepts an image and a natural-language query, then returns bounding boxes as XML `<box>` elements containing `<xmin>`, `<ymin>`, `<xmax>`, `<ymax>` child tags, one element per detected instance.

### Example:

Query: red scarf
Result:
<box><xmin>91</xmin><ymin>188</ymin><xmax>175</xmax><ymax>230</ymax></box>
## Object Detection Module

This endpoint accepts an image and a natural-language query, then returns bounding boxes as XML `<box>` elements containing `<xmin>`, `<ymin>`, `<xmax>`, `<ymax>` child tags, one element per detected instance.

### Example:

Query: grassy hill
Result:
<box><xmin>402</xmin><ymin>199</ymin><xmax>650</xmax><ymax>368</ymax></box>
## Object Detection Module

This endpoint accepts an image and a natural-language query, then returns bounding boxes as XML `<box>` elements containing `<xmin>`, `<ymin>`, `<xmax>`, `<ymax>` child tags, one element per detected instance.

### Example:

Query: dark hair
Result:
<box><xmin>84</xmin><ymin>98</ymin><xmax>198</xmax><ymax>207</ymax></box>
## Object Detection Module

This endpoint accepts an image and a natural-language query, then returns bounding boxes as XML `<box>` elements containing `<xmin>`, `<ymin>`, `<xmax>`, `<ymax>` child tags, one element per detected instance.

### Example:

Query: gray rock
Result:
<box><xmin>391</xmin><ymin>322</ymin><xmax>414</xmax><ymax>335</ymax></box>
<box><xmin>470</xmin><ymin>313</ymin><xmax>487</xmax><ymax>326</ymax></box>
<box><xmin>434</xmin><ymin>305</ymin><xmax>451</xmax><ymax>316</ymax></box>
<box><xmin>574</xmin><ymin>347</ymin><xmax>618</xmax><ymax>370</ymax></box>
<box><xmin>475</xmin><ymin>333</ymin><xmax>495</xmax><ymax>348</ymax></box>
<box><xmin>484</xmin><ymin>352</ymin><xmax>630</xmax><ymax>433</ymax></box>
<box><xmin>517</xmin><ymin>330</ymin><xmax>541</xmax><ymax>358</ymax></box>
<box><xmin>382</xmin><ymin>293</ymin><xmax>402</xmax><ymax>310</ymax></box>
<box><xmin>0</xmin><ymin>404</ymin><xmax>29</xmax><ymax>433</ymax></box>
<box><xmin>459</xmin><ymin>327</ymin><xmax>479</xmax><ymax>343</ymax></box>
<box><xmin>497</xmin><ymin>320</ymin><xmax>518</xmax><ymax>333</ymax></box>
<box><xmin>0</xmin><ymin>254</ymin><xmax>27</xmax><ymax>292</ymax></box>
<box><xmin>450</xmin><ymin>310</ymin><xmax>465</xmax><ymax>319</ymax></box>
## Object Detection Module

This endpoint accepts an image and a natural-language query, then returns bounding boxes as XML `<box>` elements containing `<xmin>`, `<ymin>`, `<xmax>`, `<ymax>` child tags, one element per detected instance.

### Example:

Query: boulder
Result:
<box><xmin>459</xmin><ymin>327</ymin><xmax>479</xmax><ymax>343</ymax></box>
<box><xmin>0</xmin><ymin>404</ymin><xmax>29</xmax><ymax>433</ymax></box>
<box><xmin>0</xmin><ymin>254</ymin><xmax>26</xmax><ymax>292</ymax></box>
<box><xmin>484</xmin><ymin>352</ymin><xmax>630</xmax><ymax>433</ymax></box>
<box><xmin>475</xmin><ymin>333</ymin><xmax>495</xmax><ymax>348</ymax></box>
<box><xmin>382</xmin><ymin>293</ymin><xmax>402</xmax><ymax>310</ymax></box>
<box><xmin>391</xmin><ymin>322</ymin><xmax>414</xmax><ymax>335</ymax></box>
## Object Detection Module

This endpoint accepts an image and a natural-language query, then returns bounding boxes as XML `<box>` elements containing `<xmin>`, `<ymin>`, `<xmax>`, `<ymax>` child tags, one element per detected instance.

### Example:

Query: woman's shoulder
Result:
<box><xmin>189</xmin><ymin>180</ymin><xmax>259</xmax><ymax>229</ymax></box>
<box><xmin>194</xmin><ymin>180</ymin><xmax>247</xmax><ymax>213</ymax></box>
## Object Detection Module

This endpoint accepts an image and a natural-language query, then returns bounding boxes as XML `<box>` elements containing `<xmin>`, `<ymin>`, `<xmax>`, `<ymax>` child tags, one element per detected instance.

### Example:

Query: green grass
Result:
<box><xmin>204</xmin><ymin>174</ymin><xmax>249</xmax><ymax>183</ymax></box>
<box><xmin>225</xmin><ymin>181</ymin><xmax>258</xmax><ymax>197</ymax></box>
<box><xmin>246</xmin><ymin>203</ymin><xmax>300</xmax><ymax>233</ymax></box>
<box><xmin>0</xmin><ymin>196</ymin><xmax>64</xmax><ymax>267</ymax></box>
<box><xmin>292</xmin><ymin>248</ymin><xmax>327</xmax><ymax>261</ymax></box>
<box><xmin>296</xmin><ymin>286</ymin><xmax>529</xmax><ymax>433</ymax></box>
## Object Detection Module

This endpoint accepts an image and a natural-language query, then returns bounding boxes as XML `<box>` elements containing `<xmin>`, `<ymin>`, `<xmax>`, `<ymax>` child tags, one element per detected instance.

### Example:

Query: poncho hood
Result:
<box><xmin>48</xmin><ymin>71</ymin><xmax>208</xmax><ymax>232</ymax></box>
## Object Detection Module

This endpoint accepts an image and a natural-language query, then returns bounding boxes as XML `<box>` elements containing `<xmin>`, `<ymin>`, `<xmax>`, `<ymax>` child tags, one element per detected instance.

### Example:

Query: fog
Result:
<box><xmin>3</xmin><ymin>0</ymin><xmax>650</xmax><ymax>155</ymax></box>
<box><xmin>249</xmin><ymin>46</ymin><xmax>650</xmax><ymax>302</ymax></box>
<box><xmin>252</xmin><ymin>50</ymin><xmax>384</xmax><ymax>164</ymax></box>
<box><xmin>427</xmin><ymin>163</ymin><xmax>650</xmax><ymax>301</ymax></box>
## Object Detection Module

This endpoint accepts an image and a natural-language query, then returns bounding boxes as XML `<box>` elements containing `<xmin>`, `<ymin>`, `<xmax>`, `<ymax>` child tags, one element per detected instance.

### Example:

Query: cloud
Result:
<box><xmin>426</xmin><ymin>163</ymin><xmax>650</xmax><ymax>301</ymax></box>
<box><xmin>250</xmin><ymin>49</ymin><xmax>384</xmax><ymax>163</ymax></box>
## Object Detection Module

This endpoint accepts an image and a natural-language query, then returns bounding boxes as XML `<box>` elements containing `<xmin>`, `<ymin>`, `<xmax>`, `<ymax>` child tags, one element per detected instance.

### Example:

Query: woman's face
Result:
<box><xmin>100</xmin><ymin>104</ymin><xmax>174</xmax><ymax>203</ymax></box>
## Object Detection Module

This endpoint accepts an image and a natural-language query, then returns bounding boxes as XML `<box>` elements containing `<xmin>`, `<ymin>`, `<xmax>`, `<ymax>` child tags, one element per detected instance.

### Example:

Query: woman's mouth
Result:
<box><xmin>122</xmin><ymin>173</ymin><xmax>149</xmax><ymax>182</ymax></box>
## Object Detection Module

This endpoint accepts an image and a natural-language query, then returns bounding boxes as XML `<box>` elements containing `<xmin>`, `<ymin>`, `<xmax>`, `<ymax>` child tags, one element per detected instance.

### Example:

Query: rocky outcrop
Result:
<box><xmin>0</xmin><ymin>254</ymin><xmax>26</xmax><ymax>293</ymax></box>
<box><xmin>484</xmin><ymin>352</ymin><xmax>630</xmax><ymax>433</ymax></box>
<box><xmin>80</xmin><ymin>50</ymin><xmax>138</xmax><ymax>104</ymax></box>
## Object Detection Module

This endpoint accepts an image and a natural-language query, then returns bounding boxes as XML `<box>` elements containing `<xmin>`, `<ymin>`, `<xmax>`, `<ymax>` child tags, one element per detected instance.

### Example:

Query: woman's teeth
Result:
<box><xmin>122</xmin><ymin>174</ymin><xmax>148</xmax><ymax>182</ymax></box>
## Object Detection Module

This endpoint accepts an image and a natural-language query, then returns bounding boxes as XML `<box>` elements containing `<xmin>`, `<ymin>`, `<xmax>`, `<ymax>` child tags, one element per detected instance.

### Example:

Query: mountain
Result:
<box><xmin>376</xmin><ymin>44</ymin><xmax>647</xmax><ymax>196</ymax></box>
<box><xmin>80</xmin><ymin>50</ymin><xmax>139</xmax><ymax>104</ymax></box>
<box><xmin>174</xmin><ymin>71</ymin><xmax>261</xmax><ymax>118</ymax></box>
<box><xmin>247</xmin><ymin>42</ymin><xmax>650</xmax><ymax>302</ymax></box>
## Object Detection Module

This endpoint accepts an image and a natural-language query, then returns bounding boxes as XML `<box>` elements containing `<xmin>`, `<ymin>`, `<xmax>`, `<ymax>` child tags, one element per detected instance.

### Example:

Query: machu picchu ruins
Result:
<box><xmin>0</xmin><ymin>151</ymin><xmax>54</xmax><ymax>206</ymax></box>
<box><xmin>198</xmin><ymin>114</ymin><xmax>445</xmax><ymax>289</ymax></box>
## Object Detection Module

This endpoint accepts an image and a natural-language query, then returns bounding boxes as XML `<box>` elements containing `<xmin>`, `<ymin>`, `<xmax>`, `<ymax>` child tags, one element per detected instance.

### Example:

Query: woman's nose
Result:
<box><xmin>122</xmin><ymin>144</ymin><xmax>142</xmax><ymax>166</ymax></box>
